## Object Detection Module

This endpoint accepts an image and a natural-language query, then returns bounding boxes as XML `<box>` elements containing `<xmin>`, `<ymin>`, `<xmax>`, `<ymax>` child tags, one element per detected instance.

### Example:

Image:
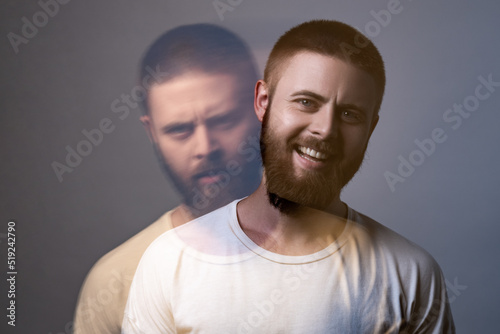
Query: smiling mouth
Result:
<box><xmin>296</xmin><ymin>145</ymin><xmax>328</xmax><ymax>162</ymax></box>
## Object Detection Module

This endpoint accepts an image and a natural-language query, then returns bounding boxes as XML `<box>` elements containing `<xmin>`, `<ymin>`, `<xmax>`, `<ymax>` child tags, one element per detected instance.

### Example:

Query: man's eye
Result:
<box><xmin>341</xmin><ymin>110</ymin><xmax>362</xmax><ymax>123</ymax></box>
<box><xmin>214</xmin><ymin>116</ymin><xmax>235</xmax><ymax>128</ymax></box>
<box><xmin>164</xmin><ymin>125</ymin><xmax>193</xmax><ymax>138</ymax></box>
<box><xmin>170</xmin><ymin>126</ymin><xmax>188</xmax><ymax>133</ymax></box>
<box><xmin>295</xmin><ymin>98</ymin><xmax>317</xmax><ymax>111</ymax></box>
<box><xmin>208</xmin><ymin>113</ymin><xmax>240</xmax><ymax>130</ymax></box>
<box><xmin>299</xmin><ymin>99</ymin><xmax>312</xmax><ymax>107</ymax></box>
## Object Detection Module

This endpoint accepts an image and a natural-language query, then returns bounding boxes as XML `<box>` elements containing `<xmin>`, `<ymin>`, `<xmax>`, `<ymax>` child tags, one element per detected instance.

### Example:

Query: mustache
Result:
<box><xmin>191</xmin><ymin>161</ymin><xmax>225</xmax><ymax>179</ymax></box>
<box><xmin>152</xmin><ymin>142</ymin><xmax>224</xmax><ymax>180</ymax></box>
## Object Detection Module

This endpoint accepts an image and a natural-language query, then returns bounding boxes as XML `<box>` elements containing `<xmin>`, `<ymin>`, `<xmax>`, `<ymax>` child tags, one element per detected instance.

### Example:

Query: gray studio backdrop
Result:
<box><xmin>1</xmin><ymin>0</ymin><xmax>499</xmax><ymax>333</ymax></box>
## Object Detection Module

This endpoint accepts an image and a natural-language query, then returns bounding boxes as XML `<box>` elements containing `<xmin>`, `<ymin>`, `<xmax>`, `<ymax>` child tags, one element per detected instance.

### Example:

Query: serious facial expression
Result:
<box><xmin>143</xmin><ymin>72</ymin><xmax>261</xmax><ymax>214</ymax></box>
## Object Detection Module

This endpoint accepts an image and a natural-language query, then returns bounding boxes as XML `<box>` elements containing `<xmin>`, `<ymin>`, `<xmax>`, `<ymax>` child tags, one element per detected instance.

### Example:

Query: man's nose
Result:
<box><xmin>308</xmin><ymin>106</ymin><xmax>338</xmax><ymax>139</ymax></box>
<box><xmin>193</xmin><ymin>126</ymin><xmax>221</xmax><ymax>160</ymax></box>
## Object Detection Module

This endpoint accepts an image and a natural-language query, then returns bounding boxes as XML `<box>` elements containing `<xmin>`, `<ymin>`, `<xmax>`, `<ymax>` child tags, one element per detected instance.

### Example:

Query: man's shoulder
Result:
<box><xmin>348</xmin><ymin>208</ymin><xmax>442</xmax><ymax>273</ymax></box>
<box><xmin>80</xmin><ymin>209</ymin><xmax>175</xmax><ymax>292</ymax></box>
<box><xmin>143</xmin><ymin>200</ymin><xmax>243</xmax><ymax>262</ymax></box>
<box><xmin>346</xmin><ymin>208</ymin><xmax>454</xmax><ymax>332</ymax></box>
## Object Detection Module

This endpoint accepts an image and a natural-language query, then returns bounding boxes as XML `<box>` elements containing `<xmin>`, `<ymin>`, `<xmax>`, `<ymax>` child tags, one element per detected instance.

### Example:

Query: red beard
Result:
<box><xmin>259</xmin><ymin>106</ymin><xmax>365</xmax><ymax>213</ymax></box>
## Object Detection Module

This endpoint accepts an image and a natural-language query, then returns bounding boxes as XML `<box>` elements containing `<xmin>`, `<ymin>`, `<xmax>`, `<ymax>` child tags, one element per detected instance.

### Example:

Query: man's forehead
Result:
<box><xmin>148</xmin><ymin>72</ymin><xmax>247</xmax><ymax>123</ymax></box>
<box><xmin>275</xmin><ymin>51</ymin><xmax>377</xmax><ymax>109</ymax></box>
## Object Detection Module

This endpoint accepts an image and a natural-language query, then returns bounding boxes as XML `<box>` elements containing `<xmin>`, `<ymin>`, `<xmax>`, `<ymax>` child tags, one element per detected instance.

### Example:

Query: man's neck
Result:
<box><xmin>237</xmin><ymin>181</ymin><xmax>348</xmax><ymax>256</ymax></box>
<box><xmin>171</xmin><ymin>204</ymin><xmax>198</xmax><ymax>228</ymax></box>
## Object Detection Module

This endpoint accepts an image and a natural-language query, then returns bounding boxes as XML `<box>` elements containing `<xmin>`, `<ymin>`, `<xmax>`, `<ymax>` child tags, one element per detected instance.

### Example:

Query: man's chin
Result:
<box><xmin>184</xmin><ymin>184</ymin><xmax>236</xmax><ymax>217</ymax></box>
<box><xmin>265</xmin><ymin>168</ymin><xmax>341</xmax><ymax>210</ymax></box>
<box><xmin>267</xmin><ymin>190</ymin><xmax>338</xmax><ymax>214</ymax></box>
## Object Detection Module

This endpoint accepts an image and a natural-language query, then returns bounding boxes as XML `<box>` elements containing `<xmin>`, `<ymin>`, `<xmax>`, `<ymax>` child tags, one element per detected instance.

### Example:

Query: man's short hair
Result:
<box><xmin>264</xmin><ymin>20</ymin><xmax>386</xmax><ymax>114</ymax></box>
<box><xmin>139</xmin><ymin>23</ymin><xmax>258</xmax><ymax>114</ymax></box>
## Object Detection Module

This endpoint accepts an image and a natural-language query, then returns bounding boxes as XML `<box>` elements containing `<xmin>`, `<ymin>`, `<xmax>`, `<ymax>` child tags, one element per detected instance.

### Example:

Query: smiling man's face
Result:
<box><xmin>257</xmin><ymin>52</ymin><xmax>379</xmax><ymax>211</ymax></box>
<box><xmin>142</xmin><ymin>71</ymin><xmax>260</xmax><ymax>214</ymax></box>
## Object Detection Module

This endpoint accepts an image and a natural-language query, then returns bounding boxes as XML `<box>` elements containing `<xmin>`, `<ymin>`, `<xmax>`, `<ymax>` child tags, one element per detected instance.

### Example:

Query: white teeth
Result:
<box><xmin>298</xmin><ymin>146</ymin><xmax>327</xmax><ymax>160</ymax></box>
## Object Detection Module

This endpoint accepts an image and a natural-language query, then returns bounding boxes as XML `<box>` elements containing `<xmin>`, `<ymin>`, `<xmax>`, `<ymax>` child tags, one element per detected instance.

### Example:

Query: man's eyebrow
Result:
<box><xmin>207</xmin><ymin>108</ymin><xmax>239</xmax><ymax>120</ymax></box>
<box><xmin>161</xmin><ymin>121</ymin><xmax>192</xmax><ymax>132</ymax></box>
<box><xmin>290</xmin><ymin>90</ymin><xmax>329</xmax><ymax>103</ymax></box>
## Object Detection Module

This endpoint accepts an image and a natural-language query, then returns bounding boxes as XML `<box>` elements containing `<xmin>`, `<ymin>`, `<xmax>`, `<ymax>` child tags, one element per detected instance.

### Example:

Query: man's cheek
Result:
<box><xmin>221</xmin><ymin>135</ymin><xmax>246</xmax><ymax>156</ymax></box>
<box><xmin>233</xmin><ymin>119</ymin><xmax>257</xmax><ymax>137</ymax></box>
<box><xmin>160</xmin><ymin>148</ymin><xmax>183</xmax><ymax>171</ymax></box>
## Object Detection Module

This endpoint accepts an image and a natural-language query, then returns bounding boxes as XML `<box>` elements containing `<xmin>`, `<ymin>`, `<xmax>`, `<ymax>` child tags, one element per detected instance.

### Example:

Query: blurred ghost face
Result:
<box><xmin>142</xmin><ymin>71</ymin><xmax>260</xmax><ymax>215</ymax></box>
<box><xmin>257</xmin><ymin>52</ymin><xmax>379</xmax><ymax>212</ymax></box>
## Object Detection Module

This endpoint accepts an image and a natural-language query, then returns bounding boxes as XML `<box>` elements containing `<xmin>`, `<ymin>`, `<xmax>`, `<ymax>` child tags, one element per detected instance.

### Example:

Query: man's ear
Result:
<box><xmin>254</xmin><ymin>80</ymin><xmax>269</xmax><ymax>122</ymax></box>
<box><xmin>369</xmin><ymin>114</ymin><xmax>379</xmax><ymax>138</ymax></box>
<box><xmin>140</xmin><ymin>115</ymin><xmax>156</xmax><ymax>143</ymax></box>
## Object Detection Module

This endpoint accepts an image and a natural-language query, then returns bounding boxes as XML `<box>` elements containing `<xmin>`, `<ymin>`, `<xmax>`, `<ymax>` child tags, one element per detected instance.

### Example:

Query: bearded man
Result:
<box><xmin>73</xmin><ymin>24</ymin><xmax>261</xmax><ymax>334</ymax></box>
<box><xmin>123</xmin><ymin>20</ymin><xmax>455</xmax><ymax>333</ymax></box>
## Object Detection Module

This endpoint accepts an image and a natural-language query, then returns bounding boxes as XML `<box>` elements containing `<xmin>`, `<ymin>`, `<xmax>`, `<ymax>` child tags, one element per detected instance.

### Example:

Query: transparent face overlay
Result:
<box><xmin>146</xmin><ymin>72</ymin><xmax>261</xmax><ymax>216</ymax></box>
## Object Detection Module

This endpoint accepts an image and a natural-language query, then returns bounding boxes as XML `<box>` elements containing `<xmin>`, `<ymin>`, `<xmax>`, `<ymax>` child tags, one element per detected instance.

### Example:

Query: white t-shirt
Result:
<box><xmin>123</xmin><ymin>200</ymin><xmax>455</xmax><ymax>333</ymax></box>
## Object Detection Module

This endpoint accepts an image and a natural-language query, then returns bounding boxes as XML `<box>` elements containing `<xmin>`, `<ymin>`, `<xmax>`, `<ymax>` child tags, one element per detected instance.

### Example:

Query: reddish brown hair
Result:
<box><xmin>264</xmin><ymin>20</ymin><xmax>386</xmax><ymax>113</ymax></box>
